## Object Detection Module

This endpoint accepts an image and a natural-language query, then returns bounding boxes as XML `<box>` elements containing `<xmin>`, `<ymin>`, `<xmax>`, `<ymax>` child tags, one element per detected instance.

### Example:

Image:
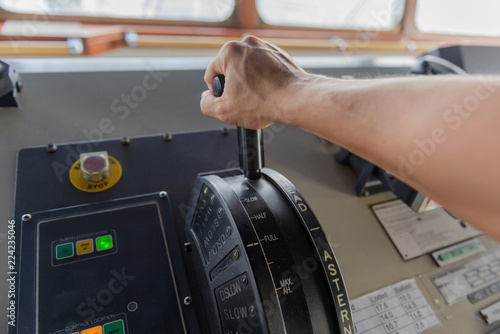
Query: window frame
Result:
<box><xmin>0</xmin><ymin>2</ymin><xmax>239</xmax><ymax>27</ymax></box>
<box><xmin>401</xmin><ymin>0</ymin><xmax>500</xmax><ymax>45</ymax></box>
<box><xmin>0</xmin><ymin>0</ymin><xmax>405</xmax><ymax>38</ymax></box>
<box><xmin>1</xmin><ymin>0</ymin><xmax>499</xmax><ymax>54</ymax></box>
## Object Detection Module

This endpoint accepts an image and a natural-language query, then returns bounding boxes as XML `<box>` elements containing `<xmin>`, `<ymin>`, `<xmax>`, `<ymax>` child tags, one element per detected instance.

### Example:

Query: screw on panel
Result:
<box><xmin>67</xmin><ymin>38</ymin><xmax>84</xmax><ymax>55</ymax></box>
<box><xmin>221</xmin><ymin>127</ymin><xmax>229</xmax><ymax>135</ymax></box>
<box><xmin>124</xmin><ymin>30</ymin><xmax>139</xmax><ymax>48</ymax></box>
<box><xmin>121</xmin><ymin>137</ymin><xmax>131</xmax><ymax>145</ymax></box>
<box><xmin>406</xmin><ymin>40</ymin><xmax>417</xmax><ymax>52</ymax></box>
<box><xmin>159</xmin><ymin>191</ymin><xmax>167</xmax><ymax>198</ymax></box>
<box><xmin>46</xmin><ymin>143</ymin><xmax>57</xmax><ymax>153</ymax></box>
<box><xmin>127</xmin><ymin>301</ymin><xmax>138</xmax><ymax>312</ymax></box>
<box><xmin>333</xmin><ymin>38</ymin><xmax>347</xmax><ymax>52</ymax></box>
<box><xmin>183</xmin><ymin>296</ymin><xmax>192</xmax><ymax>306</ymax></box>
<box><xmin>22</xmin><ymin>214</ymin><xmax>32</xmax><ymax>222</ymax></box>
<box><xmin>163</xmin><ymin>133</ymin><xmax>173</xmax><ymax>142</ymax></box>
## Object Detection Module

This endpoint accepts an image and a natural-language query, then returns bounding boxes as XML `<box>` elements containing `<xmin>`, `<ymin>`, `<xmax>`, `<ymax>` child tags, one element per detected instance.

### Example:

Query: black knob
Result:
<box><xmin>211</xmin><ymin>75</ymin><xmax>264</xmax><ymax>179</ymax></box>
<box><xmin>212</xmin><ymin>75</ymin><xmax>225</xmax><ymax>97</ymax></box>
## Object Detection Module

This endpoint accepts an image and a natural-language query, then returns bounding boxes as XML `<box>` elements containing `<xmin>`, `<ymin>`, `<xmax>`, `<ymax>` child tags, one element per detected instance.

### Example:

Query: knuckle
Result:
<box><xmin>222</xmin><ymin>40</ymin><xmax>243</xmax><ymax>57</ymax></box>
<box><xmin>242</xmin><ymin>35</ymin><xmax>260</xmax><ymax>46</ymax></box>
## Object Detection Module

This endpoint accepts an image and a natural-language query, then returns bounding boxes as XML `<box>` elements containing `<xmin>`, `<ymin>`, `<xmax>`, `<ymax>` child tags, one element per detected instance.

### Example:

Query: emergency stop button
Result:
<box><xmin>69</xmin><ymin>151</ymin><xmax>122</xmax><ymax>193</ymax></box>
<box><xmin>81</xmin><ymin>151</ymin><xmax>110</xmax><ymax>182</ymax></box>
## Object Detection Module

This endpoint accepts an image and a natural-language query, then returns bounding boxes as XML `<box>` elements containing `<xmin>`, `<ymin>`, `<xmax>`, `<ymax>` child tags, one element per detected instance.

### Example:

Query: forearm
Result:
<box><xmin>283</xmin><ymin>74</ymin><xmax>500</xmax><ymax>237</ymax></box>
<box><xmin>200</xmin><ymin>36</ymin><xmax>500</xmax><ymax>238</ymax></box>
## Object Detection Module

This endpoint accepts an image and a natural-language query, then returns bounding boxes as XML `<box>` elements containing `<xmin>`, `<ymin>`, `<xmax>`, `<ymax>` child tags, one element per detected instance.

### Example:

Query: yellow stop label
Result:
<box><xmin>69</xmin><ymin>156</ymin><xmax>122</xmax><ymax>192</ymax></box>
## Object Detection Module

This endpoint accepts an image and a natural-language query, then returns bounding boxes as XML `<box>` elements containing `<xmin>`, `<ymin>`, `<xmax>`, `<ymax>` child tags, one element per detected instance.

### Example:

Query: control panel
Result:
<box><xmin>26</xmin><ymin>195</ymin><xmax>184</xmax><ymax>334</ymax></box>
<box><xmin>11</xmin><ymin>130</ymin><xmax>239</xmax><ymax>334</ymax></box>
<box><xmin>11</xmin><ymin>125</ymin><xmax>352</xmax><ymax>333</ymax></box>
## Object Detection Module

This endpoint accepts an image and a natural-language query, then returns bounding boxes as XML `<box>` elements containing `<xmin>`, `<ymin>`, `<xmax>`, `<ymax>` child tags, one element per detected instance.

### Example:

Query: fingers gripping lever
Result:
<box><xmin>212</xmin><ymin>75</ymin><xmax>264</xmax><ymax>179</ymax></box>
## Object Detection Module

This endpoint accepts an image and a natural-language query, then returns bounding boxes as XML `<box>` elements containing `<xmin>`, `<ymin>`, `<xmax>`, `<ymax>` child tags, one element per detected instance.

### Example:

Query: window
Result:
<box><xmin>416</xmin><ymin>0</ymin><xmax>500</xmax><ymax>36</ymax></box>
<box><xmin>256</xmin><ymin>0</ymin><xmax>405</xmax><ymax>30</ymax></box>
<box><xmin>0</xmin><ymin>0</ymin><xmax>235</xmax><ymax>22</ymax></box>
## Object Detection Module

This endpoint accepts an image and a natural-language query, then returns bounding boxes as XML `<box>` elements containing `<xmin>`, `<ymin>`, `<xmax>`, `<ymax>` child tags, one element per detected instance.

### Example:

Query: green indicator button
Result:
<box><xmin>56</xmin><ymin>243</ymin><xmax>74</xmax><ymax>260</ymax></box>
<box><xmin>96</xmin><ymin>235</ymin><xmax>113</xmax><ymax>251</ymax></box>
<box><xmin>103</xmin><ymin>319</ymin><xmax>124</xmax><ymax>334</ymax></box>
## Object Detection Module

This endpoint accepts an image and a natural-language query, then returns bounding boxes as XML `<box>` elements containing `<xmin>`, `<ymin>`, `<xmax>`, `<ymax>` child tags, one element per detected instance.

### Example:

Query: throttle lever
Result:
<box><xmin>212</xmin><ymin>75</ymin><xmax>264</xmax><ymax>179</ymax></box>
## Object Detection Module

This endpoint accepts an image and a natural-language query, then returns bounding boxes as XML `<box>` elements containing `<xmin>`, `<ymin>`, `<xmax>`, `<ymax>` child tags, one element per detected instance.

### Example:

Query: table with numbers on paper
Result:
<box><xmin>351</xmin><ymin>279</ymin><xmax>441</xmax><ymax>334</ymax></box>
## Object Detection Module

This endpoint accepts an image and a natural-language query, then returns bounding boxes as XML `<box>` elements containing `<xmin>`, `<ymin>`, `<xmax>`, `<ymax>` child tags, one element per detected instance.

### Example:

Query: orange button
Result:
<box><xmin>81</xmin><ymin>326</ymin><xmax>102</xmax><ymax>334</ymax></box>
<box><xmin>76</xmin><ymin>239</ymin><xmax>94</xmax><ymax>255</ymax></box>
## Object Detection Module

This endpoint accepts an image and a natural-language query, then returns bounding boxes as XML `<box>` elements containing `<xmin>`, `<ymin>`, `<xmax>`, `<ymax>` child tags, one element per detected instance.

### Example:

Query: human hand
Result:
<box><xmin>200</xmin><ymin>35</ymin><xmax>308</xmax><ymax>129</ymax></box>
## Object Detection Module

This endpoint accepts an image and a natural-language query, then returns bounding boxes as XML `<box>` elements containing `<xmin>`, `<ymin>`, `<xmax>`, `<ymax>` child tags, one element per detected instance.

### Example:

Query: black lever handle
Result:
<box><xmin>212</xmin><ymin>75</ymin><xmax>264</xmax><ymax>179</ymax></box>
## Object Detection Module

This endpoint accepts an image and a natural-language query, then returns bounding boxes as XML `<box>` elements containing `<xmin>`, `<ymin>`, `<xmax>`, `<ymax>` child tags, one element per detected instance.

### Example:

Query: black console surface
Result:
<box><xmin>12</xmin><ymin>129</ymin><xmax>238</xmax><ymax>334</ymax></box>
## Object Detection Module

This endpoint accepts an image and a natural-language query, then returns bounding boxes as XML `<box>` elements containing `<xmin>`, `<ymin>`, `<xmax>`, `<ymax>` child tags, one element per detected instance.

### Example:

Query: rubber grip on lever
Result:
<box><xmin>213</xmin><ymin>75</ymin><xmax>225</xmax><ymax>97</ymax></box>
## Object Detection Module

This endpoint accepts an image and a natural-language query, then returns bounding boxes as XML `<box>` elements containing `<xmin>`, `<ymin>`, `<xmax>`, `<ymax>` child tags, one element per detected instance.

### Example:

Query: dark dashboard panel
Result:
<box><xmin>12</xmin><ymin>130</ymin><xmax>240</xmax><ymax>334</ymax></box>
<box><xmin>23</xmin><ymin>196</ymin><xmax>184</xmax><ymax>334</ymax></box>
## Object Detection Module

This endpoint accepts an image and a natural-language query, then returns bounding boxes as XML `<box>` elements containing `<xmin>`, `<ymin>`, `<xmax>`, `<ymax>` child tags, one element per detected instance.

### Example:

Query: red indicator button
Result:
<box><xmin>80</xmin><ymin>151</ymin><xmax>110</xmax><ymax>182</ymax></box>
<box><xmin>83</xmin><ymin>156</ymin><xmax>106</xmax><ymax>173</ymax></box>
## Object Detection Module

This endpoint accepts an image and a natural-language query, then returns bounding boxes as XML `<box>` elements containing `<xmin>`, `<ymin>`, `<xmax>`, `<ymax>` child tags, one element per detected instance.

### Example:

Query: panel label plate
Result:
<box><xmin>431</xmin><ymin>249</ymin><xmax>500</xmax><ymax>304</ymax></box>
<box><xmin>351</xmin><ymin>279</ymin><xmax>440</xmax><ymax>334</ymax></box>
<box><xmin>372</xmin><ymin>199</ymin><xmax>481</xmax><ymax>260</ymax></box>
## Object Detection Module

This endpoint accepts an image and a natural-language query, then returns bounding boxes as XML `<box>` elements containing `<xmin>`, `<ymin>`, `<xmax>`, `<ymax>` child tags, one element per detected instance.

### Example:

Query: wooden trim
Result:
<box><xmin>137</xmin><ymin>35</ymin><xmax>233</xmax><ymax>49</ymax></box>
<box><xmin>0</xmin><ymin>23</ymin><xmax>123</xmax><ymax>39</ymax></box>
<box><xmin>81</xmin><ymin>28</ymin><xmax>126</xmax><ymax>55</ymax></box>
<box><xmin>0</xmin><ymin>40</ymin><xmax>70</xmax><ymax>55</ymax></box>
<box><xmin>1</xmin><ymin>0</ymin><xmax>500</xmax><ymax>57</ymax></box>
<box><xmin>0</xmin><ymin>24</ymin><xmax>126</xmax><ymax>55</ymax></box>
<box><xmin>136</xmin><ymin>34</ymin><xmax>441</xmax><ymax>53</ymax></box>
<box><xmin>126</xmin><ymin>24</ymin><xmax>403</xmax><ymax>41</ymax></box>
<box><xmin>403</xmin><ymin>31</ymin><xmax>500</xmax><ymax>46</ymax></box>
<box><xmin>0</xmin><ymin>35</ymin><xmax>67</xmax><ymax>42</ymax></box>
